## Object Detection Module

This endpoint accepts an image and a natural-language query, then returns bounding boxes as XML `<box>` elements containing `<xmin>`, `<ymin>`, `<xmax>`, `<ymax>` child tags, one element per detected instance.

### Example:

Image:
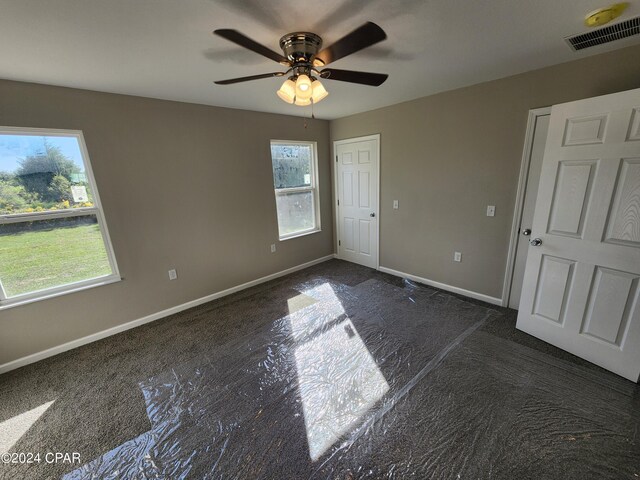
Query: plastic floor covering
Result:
<box><xmin>55</xmin><ymin>276</ymin><xmax>640</xmax><ymax>480</ymax></box>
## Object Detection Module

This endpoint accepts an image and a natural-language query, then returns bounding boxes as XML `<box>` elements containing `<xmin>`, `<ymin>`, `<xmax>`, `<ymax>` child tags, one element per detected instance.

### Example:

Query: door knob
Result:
<box><xmin>529</xmin><ymin>238</ymin><xmax>542</xmax><ymax>247</ymax></box>
<box><xmin>370</xmin><ymin>213</ymin><xmax>376</xmax><ymax>217</ymax></box>
<box><xmin>522</xmin><ymin>228</ymin><xmax>531</xmax><ymax>236</ymax></box>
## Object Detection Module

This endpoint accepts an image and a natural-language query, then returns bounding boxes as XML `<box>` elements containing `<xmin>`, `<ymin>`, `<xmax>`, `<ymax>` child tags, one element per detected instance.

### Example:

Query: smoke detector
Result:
<box><xmin>584</xmin><ymin>3</ymin><xmax>628</xmax><ymax>27</ymax></box>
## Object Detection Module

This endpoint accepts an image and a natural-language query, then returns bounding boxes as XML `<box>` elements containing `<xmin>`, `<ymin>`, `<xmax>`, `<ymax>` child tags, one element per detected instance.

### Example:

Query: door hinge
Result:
<box><xmin>335</xmin><ymin>156</ymin><xmax>338</xmax><ymax>163</ymax></box>
<box><xmin>339</xmin><ymin>240</ymin><xmax>341</xmax><ymax>246</ymax></box>
<box><xmin>337</xmin><ymin>199</ymin><xmax>340</xmax><ymax>206</ymax></box>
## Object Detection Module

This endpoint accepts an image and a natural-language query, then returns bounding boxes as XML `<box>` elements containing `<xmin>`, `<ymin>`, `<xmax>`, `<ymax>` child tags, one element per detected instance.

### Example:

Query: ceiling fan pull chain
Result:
<box><xmin>302</xmin><ymin>99</ymin><xmax>314</xmax><ymax>129</ymax></box>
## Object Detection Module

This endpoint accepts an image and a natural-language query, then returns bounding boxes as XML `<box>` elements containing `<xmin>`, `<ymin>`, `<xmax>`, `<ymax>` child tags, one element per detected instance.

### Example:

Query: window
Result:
<box><xmin>270</xmin><ymin>141</ymin><xmax>320</xmax><ymax>240</ymax></box>
<box><xmin>0</xmin><ymin>127</ymin><xmax>119</xmax><ymax>308</ymax></box>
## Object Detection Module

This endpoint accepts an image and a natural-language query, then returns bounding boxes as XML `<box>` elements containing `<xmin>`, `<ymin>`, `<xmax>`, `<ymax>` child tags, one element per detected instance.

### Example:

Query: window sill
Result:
<box><xmin>279</xmin><ymin>228</ymin><xmax>322</xmax><ymax>242</ymax></box>
<box><xmin>0</xmin><ymin>275</ymin><xmax>122</xmax><ymax>311</ymax></box>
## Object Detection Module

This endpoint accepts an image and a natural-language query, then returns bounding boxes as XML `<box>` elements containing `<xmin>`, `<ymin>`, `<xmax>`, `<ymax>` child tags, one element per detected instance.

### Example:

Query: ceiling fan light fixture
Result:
<box><xmin>295</xmin><ymin>74</ymin><xmax>312</xmax><ymax>99</ymax></box>
<box><xmin>294</xmin><ymin>97</ymin><xmax>312</xmax><ymax>106</ymax></box>
<box><xmin>310</xmin><ymin>80</ymin><xmax>329</xmax><ymax>103</ymax></box>
<box><xmin>276</xmin><ymin>78</ymin><xmax>296</xmax><ymax>104</ymax></box>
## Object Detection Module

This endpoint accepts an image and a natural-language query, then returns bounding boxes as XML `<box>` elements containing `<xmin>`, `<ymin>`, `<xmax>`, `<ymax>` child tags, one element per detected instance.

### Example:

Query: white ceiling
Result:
<box><xmin>1</xmin><ymin>0</ymin><xmax>639</xmax><ymax>120</ymax></box>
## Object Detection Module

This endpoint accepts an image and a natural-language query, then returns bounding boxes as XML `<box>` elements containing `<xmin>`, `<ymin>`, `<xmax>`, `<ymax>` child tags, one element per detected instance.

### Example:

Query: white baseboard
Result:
<box><xmin>378</xmin><ymin>266</ymin><xmax>503</xmax><ymax>306</ymax></box>
<box><xmin>0</xmin><ymin>254</ymin><xmax>335</xmax><ymax>375</ymax></box>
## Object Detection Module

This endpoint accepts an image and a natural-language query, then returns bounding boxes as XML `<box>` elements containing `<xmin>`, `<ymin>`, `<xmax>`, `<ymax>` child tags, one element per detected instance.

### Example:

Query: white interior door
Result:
<box><xmin>335</xmin><ymin>135</ymin><xmax>379</xmax><ymax>269</ymax></box>
<box><xmin>516</xmin><ymin>88</ymin><xmax>640</xmax><ymax>382</ymax></box>
<box><xmin>509</xmin><ymin>113</ymin><xmax>550</xmax><ymax>309</ymax></box>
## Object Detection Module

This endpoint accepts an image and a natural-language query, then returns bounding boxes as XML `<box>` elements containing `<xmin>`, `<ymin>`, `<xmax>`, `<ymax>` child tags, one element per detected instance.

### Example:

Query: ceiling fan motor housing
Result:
<box><xmin>279</xmin><ymin>32</ymin><xmax>323</xmax><ymax>68</ymax></box>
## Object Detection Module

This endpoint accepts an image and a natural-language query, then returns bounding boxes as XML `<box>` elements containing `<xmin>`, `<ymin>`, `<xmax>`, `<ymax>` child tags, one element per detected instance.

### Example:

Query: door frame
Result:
<box><xmin>333</xmin><ymin>133</ymin><xmax>381</xmax><ymax>270</ymax></box>
<box><xmin>501</xmin><ymin>107</ymin><xmax>551</xmax><ymax>307</ymax></box>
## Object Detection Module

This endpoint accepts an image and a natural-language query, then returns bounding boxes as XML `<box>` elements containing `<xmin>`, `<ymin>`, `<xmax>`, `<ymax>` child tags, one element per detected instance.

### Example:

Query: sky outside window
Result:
<box><xmin>0</xmin><ymin>135</ymin><xmax>85</xmax><ymax>173</ymax></box>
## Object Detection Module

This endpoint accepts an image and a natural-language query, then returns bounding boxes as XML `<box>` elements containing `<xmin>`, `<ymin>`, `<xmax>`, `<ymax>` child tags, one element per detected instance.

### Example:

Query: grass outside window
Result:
<box><xmin>0</xmin><ymin>218</ymin><xmax>112</xmax><ymax>297</ymax></box>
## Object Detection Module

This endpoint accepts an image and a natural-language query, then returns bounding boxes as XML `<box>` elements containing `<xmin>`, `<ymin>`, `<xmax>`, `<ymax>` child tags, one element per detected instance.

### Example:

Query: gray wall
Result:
<box><xmin>0</xmin><ymin>80</ymin><xmax>333</xmax><ymax>365</ymax></box>
<box><xmin>330</xmin><ymin>44</ymin><xmax>640</xmax><ymax>300</ymax></box>
<box><xmin>2</xmin><ymin>43</ymin><xmax>640</xmax><ymax>366</ymax></box>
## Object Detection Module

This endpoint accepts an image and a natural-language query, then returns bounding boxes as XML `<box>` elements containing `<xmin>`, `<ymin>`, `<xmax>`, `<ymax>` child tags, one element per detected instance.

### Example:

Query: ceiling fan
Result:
<box><xmin>213</xmin><ymin>22</ymin><xmax>389</xmax><ymax>106</ymax></box>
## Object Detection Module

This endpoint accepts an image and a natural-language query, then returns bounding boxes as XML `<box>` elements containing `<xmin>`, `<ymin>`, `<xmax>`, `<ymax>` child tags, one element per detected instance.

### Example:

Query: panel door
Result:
<box><xmin>336</xmin><ymin>137</ymin><xmax>379</xmax><ymax>269</ymax></box>
<box><xmin>516</xmin><ymin>88</ymin><xmax>640</xmax><ymax>382</ymax></box>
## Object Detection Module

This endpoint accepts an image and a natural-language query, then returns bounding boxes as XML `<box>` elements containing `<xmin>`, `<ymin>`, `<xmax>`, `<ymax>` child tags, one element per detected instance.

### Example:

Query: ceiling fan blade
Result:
<box><xmin>320</xmin><ymin>68</ymin><xmax>388</xmax><ymax>86</ymax></box>
<box><xmin>314</xmin><ymin>22</ymin><xmax>386</xmax><ymax>66</ymax></box>
<box><xmin>214</xmin><ymin>29</ymin><xmax>290</xmax><ymax>65</ymax></box>
<box><xmin>214</xmin><ymin>72</ymin><xmax>285</xmax><ymax>85</ymax></box>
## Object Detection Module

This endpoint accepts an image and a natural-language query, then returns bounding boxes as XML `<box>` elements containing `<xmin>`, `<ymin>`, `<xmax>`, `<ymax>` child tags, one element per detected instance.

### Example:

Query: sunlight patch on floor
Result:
<box><xmin>286</xmin><ymin>293</ymin><xmax>317</xmax><ymax>316</ymax></box>
<box><xmin>290</xmin><ymin>283</ymin><xmax>389</xmax><ymax>461</ymax></box>
<box><xmin>0</xmin><ymin>401</ymin><xmax>55</xmax><ymax>453</ymax></box>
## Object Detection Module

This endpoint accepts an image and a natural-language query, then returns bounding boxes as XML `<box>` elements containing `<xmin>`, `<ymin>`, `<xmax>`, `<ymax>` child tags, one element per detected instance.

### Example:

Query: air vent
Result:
<box><xmin>565</xmin><ymin>16</ymin><xmax>640</xmax><ymax>51</ymax></box>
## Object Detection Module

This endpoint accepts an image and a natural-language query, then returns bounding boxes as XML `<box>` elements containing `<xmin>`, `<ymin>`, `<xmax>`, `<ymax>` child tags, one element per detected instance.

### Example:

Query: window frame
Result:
<box><xmin>270</xmin><ymin>140</ymin><xmax>321</xmax><ymax>241</ymax></box>
<box><xmin>0</xmin><ymin>126</ymin><xmax>121</xmax><ymax>309</ymax></box>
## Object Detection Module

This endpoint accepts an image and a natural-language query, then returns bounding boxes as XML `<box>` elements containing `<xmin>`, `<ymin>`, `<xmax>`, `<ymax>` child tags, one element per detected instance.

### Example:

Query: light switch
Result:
<box><xmin>486</xmin><ymin>205</ymin><xmax>495</xmax><ymax>217</ymax></box>
<box><xmin>454</xmin><ymin>252</ymin><xmax>462</xmax><ymax>262</ymax></box>
<box><xmin>393</xmin><ymin>200</ymin><xmax>399</xmax><ymax>210</ymax></box>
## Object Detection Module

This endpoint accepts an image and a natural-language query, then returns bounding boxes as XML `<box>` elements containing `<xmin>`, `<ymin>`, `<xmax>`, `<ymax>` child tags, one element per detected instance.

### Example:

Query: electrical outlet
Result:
<box><xmin>393</xmin><ymin>200</ymin><xmax>399</xmax><ymax>209</ymax></box>
<box><xmin>168</xmin><ymin>269</ymin><xmax>177</xmax><ymax>280</ymax></box>
<box><xmin>454</xmin><ymin>252</ymin><xmax>462</xmax><ymax>262</ymax></box>
<box><xmin>487</xmin><ymin>205</ymin><xmax>496</xmax><ymax>217</ymax></box>
<box><xmin>270</xmin><ymin>244</ymin><xmax>276</xmax><ymax>253</ymax></box>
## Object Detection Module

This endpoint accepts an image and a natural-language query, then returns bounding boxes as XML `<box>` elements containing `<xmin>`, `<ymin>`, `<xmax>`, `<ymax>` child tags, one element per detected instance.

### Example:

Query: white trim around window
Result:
<box><xmin>0</xmin><ymin>126</ymin><xmax>121</xmax><ymax>310</ymax></box>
